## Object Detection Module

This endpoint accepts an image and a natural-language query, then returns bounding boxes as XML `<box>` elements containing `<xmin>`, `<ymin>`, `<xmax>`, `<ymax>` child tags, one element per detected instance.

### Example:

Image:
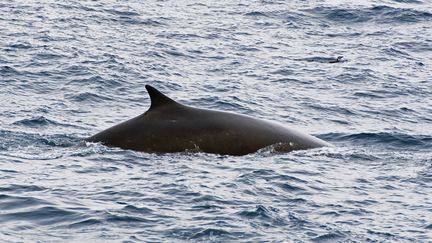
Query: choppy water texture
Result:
<box><xmin>1</xmin><ymin>0</ymin><xmax>431</xmax><ymax>242</ymax></box>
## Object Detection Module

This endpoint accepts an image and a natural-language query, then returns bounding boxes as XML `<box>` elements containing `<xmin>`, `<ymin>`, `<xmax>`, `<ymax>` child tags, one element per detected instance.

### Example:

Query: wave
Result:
<box><xmin>65</xmin><ymin>91</ymin><xmax>114</xmax><ymax>103</ymax></box>
<box><xmin>321</xmin><ymin>132</ymin><xmax>432</xmax><ymax>150</ymax></box>
<box><xmin>11</xmin><ymin>116</ymin><xmax>76</xmax><ymax>128</ymax></box>
<box><xmin>0</xmin><ymin>66</ymin><xmax>21</xmax><ymax>76</ymax></box>
<box><xmin>305</xmin><ymin>5</ymin><xmax>432</xmax><ymax>24</ymax></box>
<box><xmin>0</xmin><ymin>194</ymin><xmax>84</xmax><ymax>227</ymax></box>
<box><xmin>238</xmin><ymin>204</ymin><xmax>287</xmax><ymax>226</ymax></box>
<box><xmin>0</xmin><ymin>129</ymin><xmax>82</xmax><ymax>160</ymax></box>
<box><xmin>244</xmin><ymin>5</ymin><xmax>432</xmax><ymax>25</ymax></box>
<box><xmin>6</xmin><ymin>42</ymin><xmax>33</xmax><ymax>49</ymax></box>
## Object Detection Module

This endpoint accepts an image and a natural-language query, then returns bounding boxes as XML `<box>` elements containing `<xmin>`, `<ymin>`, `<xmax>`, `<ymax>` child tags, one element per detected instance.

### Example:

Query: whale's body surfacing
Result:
<box><xmin>86</xmin><ymin>85</ymin><xmax>331</xmax><ymax>155</ymax></box>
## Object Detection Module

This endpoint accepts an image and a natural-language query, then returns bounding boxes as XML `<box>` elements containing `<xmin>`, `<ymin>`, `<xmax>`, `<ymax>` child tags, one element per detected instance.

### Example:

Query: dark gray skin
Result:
<box><xmin>86</xmin><ymin>85</ymin><xmax>331</xmax><ymax>155</ymax></box>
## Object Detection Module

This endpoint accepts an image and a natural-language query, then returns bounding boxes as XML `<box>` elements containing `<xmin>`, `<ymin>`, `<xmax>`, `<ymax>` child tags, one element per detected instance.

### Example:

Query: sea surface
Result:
<box><xmin>1</xmin><ymin>0</ymin><xmax>431</xmax><ymax>242</ymax></box>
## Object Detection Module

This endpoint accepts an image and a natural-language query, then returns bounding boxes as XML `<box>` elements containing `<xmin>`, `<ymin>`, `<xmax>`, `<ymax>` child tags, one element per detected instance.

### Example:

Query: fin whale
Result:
<box><xmin>86</xmin><ymin>85</ymin><xmax>331</xmax><ymax>155</ymax></box>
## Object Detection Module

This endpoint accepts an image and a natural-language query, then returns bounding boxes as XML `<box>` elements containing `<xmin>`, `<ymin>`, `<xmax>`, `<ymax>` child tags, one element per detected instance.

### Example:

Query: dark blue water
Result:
<box><xmin>1</xmin><ymin>0</ymin><xmax>431</xmax><ymax>242</ymax></box>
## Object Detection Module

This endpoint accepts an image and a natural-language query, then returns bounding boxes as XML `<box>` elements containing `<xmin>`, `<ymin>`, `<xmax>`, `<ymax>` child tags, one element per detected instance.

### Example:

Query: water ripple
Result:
<box><xmin>306</xmin><ymin>5</ymin><xmax>432</xmax><ymax>24</ymax></box>
<box><xmin>0</xmin><ymin>0</ymin><xmax>431</xmax><ymax>242</ymax></box>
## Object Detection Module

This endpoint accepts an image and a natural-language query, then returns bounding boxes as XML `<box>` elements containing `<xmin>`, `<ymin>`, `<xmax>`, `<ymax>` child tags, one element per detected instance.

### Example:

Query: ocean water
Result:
<box><xmin>1</xmin><ymin>0</ymin><xmax>431</xmax><ymax>242</ymax></box>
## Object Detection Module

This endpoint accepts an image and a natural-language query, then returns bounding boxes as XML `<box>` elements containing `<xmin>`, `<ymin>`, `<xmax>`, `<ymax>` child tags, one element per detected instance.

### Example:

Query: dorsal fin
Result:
<box><xmin>145</xmin><ymin>85</ymin><xmax>178</xmax><ymax>110</ymax></box>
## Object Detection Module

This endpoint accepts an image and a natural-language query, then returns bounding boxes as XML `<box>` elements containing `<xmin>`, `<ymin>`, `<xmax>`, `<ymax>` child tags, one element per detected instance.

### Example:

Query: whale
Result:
<box><xmin>86</xmin><ymin>85</ymin><xmax>331</xmax><ymax>155</ymax></box>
